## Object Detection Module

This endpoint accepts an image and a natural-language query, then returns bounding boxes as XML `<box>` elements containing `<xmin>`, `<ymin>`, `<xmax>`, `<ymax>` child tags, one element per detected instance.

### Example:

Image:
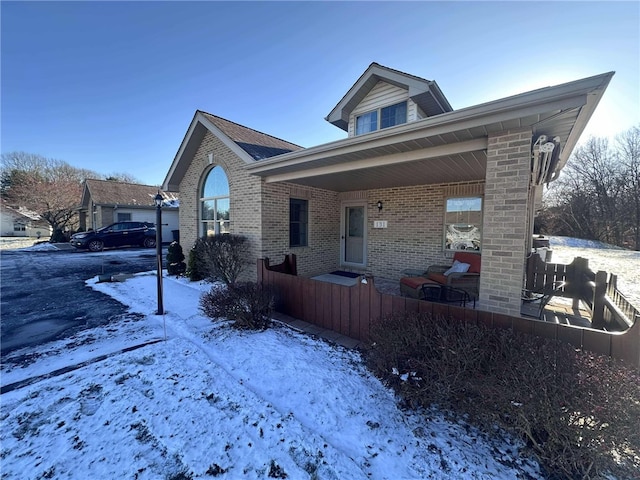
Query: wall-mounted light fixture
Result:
<box><xmin>377</xmin><ymin>200</ymin><xmax>383</xmax><ymax>212</ymax></box>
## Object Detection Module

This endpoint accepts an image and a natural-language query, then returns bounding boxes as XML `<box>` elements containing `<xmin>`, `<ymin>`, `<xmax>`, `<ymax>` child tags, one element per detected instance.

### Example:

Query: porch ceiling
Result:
<box><xmin>245</xmin><ymin>72</ymin><xmax>613</xmax><ymax>193</ymax></box>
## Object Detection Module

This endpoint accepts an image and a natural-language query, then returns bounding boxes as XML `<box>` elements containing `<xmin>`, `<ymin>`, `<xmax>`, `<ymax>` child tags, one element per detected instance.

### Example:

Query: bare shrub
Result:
<box><xmin>365</xmin><ymin>311</ymin><xmax>640</xmax><ymax>479</ymax></box>
<box><xmin>200</xmin><ymin>282</ymin><xmax>274</xmax><ymax>330</ymax></box>
<box><xmin>192</xmin><ymin>235</ymin><xmax>250</xmax><ymax>285</ymax></box>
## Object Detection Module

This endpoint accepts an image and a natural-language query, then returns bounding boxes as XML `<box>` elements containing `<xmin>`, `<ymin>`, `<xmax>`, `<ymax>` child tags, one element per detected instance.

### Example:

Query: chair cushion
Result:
<box><xmin>427</xmin><ymin>272</ymin><xmax>448</xmax><ymax>285</ymax></box>
<box><xmin>453</xmin><ymin>251</ymin><xmax>481</xmax><ymax>273</ymax></box>
<box><xmin>400</xmin><ymin>276</ymin><xmax>430</xmax><ymax>289</ymax></box>
<box><xmin>444</xmin><ymin>260</ymin><xmax>471</xmax><ymax>276</ymax></box>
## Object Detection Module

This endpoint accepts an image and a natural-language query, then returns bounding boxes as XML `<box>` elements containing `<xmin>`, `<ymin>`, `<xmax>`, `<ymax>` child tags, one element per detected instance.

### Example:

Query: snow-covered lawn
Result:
<box><xmin>1</xmin><ymin>274</ymin><xmax>542</xmax><ymax>480</ymax></box>
<box><xmin>1</xmin><ymin>236</ymin><xmax>637</xmax><ymax>479</ymax></box>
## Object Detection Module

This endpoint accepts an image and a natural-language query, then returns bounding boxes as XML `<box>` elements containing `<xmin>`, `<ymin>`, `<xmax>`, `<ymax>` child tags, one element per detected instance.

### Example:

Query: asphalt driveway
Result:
<box><xmin>0</xmin><ymin>246</ymin><xmax>163</xmax><ymax>357</ymax></box>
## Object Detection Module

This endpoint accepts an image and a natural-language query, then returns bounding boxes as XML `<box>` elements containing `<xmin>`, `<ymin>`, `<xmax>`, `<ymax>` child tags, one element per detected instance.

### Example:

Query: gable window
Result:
<box><xmin>201</xmin><ymin>166</ymin><xmax>230</xmax><ymax>237</ymax></box>
<box><xmin>355</xmin><ymin>111</ymin><xmax>378</xmax><ymax>135</ymax></box>
<box><xmin>380</xmin><ymin>102</ymin><xmax>407</xmax><ymax>129</ymax></box>
<box><xmin>117</xmin><ymin>212</ymin><xmax>132</xmax><ymax>222</ymax></box>
<box><xmin>289</xmin><ymin>198</ymin><xmax>308</xmax><ymax>247</ymax></box>
<box><xmin>444</xmin><ymin>196</ymin><xmax>482</xmax><ymax>251</ymax></box>
<box><xmin>355</xmin><ymin>101</ymin><xmax>407</xmax><ymax>135</ymax></box>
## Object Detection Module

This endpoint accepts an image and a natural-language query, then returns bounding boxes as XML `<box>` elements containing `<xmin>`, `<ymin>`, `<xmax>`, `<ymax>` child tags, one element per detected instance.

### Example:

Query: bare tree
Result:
<box><xmin>615</xmin><ymin>126</ymin><xmax>640</xmax><ymax>249</ymax></box>
<box><xmin>0</xmin><ymin>152</ymin><xmax>99</xmax><ymax>236</ymax></box>
<box><xmin>542</xmin><ymin>125</ymin><xmax>640</xmax><ymax>250</ymax></box>
<box><xmin>104</xmin><ymin>172</ymin><xmax>142</xmax><ymax>184</ymax></box>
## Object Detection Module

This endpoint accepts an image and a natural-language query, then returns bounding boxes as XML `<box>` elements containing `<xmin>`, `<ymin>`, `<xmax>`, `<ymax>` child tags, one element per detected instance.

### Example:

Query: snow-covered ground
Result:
<box><xmin>549</xmin><ymin>236</ymin><xmax>640</xmax><ymax>309</ymax></box>
<box><xmin>1</xmin><ymin>236</ymin><xmax>637</xmax><ymax>479</ymax></box>
<box><xmin>1</xmin><ymin>275</ymin><xmax>542</xmax><ymax>479</ymax></box>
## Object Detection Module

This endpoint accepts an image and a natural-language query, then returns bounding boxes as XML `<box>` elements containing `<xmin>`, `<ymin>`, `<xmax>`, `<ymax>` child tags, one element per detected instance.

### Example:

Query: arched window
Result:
<box><xmin>200</xmin><ymin>166</ymin><xmax>230</xmax><ymax>236</ymax></box>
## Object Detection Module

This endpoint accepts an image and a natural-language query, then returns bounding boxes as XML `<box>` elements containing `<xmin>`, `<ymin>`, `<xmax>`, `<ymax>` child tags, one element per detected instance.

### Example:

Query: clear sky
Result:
<box><xmin>2</xmin><ymin>1</ymin><xmax>638</xmax><ymax>187</ymax></box>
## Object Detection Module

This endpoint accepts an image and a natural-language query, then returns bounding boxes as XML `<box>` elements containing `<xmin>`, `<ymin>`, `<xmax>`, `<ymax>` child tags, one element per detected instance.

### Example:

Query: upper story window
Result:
<box><xmin>355</xmin><ymin>101</ymin><xmax>407</xmax><ymax>136</ymax></box>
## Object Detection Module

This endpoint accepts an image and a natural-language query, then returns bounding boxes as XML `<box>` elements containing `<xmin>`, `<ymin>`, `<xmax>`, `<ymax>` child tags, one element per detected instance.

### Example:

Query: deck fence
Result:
<box><xmin>525</xmin><ymin>255</ymin><xmax>637</xmax><ymax>331</ymax></box>
<box><xmin>259</xmin><ymin>256</ymin><xmax>640</xmax><ymax>368</ymax></box>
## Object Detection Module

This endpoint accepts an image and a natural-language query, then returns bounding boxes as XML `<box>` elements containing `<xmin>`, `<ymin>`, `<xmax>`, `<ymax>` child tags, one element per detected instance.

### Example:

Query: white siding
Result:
<box><xmin>348</xmin><ymin>81</ymin><xmax>420</xmax><ymax>137</ymax></box>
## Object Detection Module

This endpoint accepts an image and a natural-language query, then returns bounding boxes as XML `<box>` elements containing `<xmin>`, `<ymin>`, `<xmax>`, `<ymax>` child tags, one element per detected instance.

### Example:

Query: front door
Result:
<box><xmin>341</xmin><ymin>203</ymin><xmax>366</xmax><ymax>268</ymax></box>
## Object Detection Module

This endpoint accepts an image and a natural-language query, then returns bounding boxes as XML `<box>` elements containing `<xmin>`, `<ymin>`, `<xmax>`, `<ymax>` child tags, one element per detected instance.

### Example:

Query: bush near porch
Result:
<box><xmin>365</xmin><ymin>311</ymin><xmax>640</xmax><ymax>480</ymax></box>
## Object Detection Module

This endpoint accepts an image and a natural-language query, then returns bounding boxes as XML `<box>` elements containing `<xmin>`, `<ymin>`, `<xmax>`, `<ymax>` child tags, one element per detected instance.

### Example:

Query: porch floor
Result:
<box><xmin>521</xmin><ymin>296</ymin><xmax>594</xmax><ymax>328</ymax></box>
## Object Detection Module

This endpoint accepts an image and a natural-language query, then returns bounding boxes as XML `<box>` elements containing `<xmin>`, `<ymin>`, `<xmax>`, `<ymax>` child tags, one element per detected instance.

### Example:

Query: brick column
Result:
<box><xmin>478</xmin><ymin>129</ymin><xmax>532</xmax><ymax>316</ymax></box>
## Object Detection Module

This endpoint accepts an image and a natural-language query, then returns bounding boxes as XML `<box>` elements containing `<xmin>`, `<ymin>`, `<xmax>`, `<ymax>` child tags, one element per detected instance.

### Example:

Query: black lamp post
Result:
<box><xmin>154</xmin><ymin>191</ymin><xmax>164</xmax><ymax>315</ymax></box>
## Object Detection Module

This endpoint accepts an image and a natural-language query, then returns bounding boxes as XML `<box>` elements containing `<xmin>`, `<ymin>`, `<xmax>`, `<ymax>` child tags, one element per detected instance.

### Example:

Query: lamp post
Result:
<box><xmin>154</xmin><ymin>191</ymin><xmax>164</xmax><ymax>315</ymax></box>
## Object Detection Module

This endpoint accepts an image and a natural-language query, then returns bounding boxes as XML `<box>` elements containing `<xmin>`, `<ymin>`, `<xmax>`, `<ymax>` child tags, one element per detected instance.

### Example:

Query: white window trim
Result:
<box><xmin>355</xmin><ymin>101</ymin><xmax>408</xmax><ymax>136</ymax></box>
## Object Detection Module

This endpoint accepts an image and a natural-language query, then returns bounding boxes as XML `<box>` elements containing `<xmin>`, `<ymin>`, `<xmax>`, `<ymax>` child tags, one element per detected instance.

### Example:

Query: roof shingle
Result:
<box><xmin>199</xmin><ymin>111</ymin><xmax>303</xmax><ymax>160</ymax></box>
<box><xmin>84</xmin><ymin>179</ymin><xmax>178</xmax><ymax>207</ymax></box>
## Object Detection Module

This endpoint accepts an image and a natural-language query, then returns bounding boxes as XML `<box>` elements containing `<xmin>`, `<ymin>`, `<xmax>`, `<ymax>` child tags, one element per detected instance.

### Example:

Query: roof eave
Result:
<box><xmin>162</xmin><ymin>111</ymin><xmax>256</xmax><ymax>191</ymax></box>
<box><xmin>248</xmin><ymin>71</ymin><xmax>614</xmax><ymax>175</ymax></box>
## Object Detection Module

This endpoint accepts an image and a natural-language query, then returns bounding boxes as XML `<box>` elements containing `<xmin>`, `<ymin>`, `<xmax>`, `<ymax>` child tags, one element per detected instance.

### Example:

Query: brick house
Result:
<box><xmin>77</xmin><ymin>179</ymin><xmax>180</xmax><ymax>241</ymax></box>
<box><xmin>162</xmin><ymin>63</ymin><xmax>612</xmax><ymax>317</ymax></box>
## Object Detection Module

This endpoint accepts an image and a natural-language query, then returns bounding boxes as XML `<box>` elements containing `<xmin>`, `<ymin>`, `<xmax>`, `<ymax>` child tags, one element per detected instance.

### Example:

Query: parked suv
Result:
<box><xmin>70</xmin><ymin>222</ymin><xmax>157</xmax><ymax>252</ymax></box>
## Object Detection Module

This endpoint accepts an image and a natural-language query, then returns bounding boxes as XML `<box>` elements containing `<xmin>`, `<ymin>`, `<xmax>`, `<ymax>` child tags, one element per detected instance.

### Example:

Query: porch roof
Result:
<box><xmin>246</xmin><ymin>72</ymin><xmax>613</xmax><ymax>192</ymax></box>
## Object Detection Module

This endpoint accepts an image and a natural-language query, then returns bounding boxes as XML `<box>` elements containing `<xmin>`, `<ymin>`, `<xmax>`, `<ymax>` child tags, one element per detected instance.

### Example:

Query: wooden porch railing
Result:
<box><xmin>258</xmin><ymin>257</ymin><xmax>640</xmax><ymax>368</ymax></box>
<box><xmin>525</xmin><ymin>255</ymin><xmax>637</xmax><ymax>331</ymax></box>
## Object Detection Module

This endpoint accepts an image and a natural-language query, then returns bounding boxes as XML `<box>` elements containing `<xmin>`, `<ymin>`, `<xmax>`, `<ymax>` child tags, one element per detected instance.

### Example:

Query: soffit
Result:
<box><xmin>248</xmin><ymin>71</ymin><xmax>613</xmax><ymax>192</ymax></box>
<box><xmin>249</xmin><ymin>106</ymin><xmax>577</xmax><ymax>192</ymax></box>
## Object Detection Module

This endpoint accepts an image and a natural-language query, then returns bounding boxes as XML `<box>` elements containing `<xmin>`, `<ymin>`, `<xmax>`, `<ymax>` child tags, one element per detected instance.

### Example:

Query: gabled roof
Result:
<box><xmin>200</xmin><ymin>111</ymin><xmax>302</xmax><ymax>160</ymax></box>
<box><xmin>326</xmin><ymin>62</ymin><xmax>453</xmax><ymax>131</ymax></box>
<box><xmin>0</xmin><ymin>198</ymin><xmax>43</xmax><ymax>221</ymax></box>
<box><xmin>163</xmin><ymin>111</ymin><xmax>302</xmax><ymax>191</ymax></box>
<box><xmin>80</xmin><ymin>179</ymin><xmax>178</xmax><ymax>208</ymax></box>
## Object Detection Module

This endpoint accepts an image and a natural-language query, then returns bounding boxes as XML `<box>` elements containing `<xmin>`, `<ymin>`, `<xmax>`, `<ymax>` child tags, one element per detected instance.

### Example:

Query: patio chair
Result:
<box><xmin>400</xmin><ymin>251</ymin><xmax>481</xmax><ymax>300</ymax></box>
<box><xmin>421</xmin><ymin>283</ymin><xmax>474</xmax><ymax>308</ymax></box>
<box><xmin>522</xmin><ymin>280</ymin><xmax>566</xmax><ymax>319</ymax></box>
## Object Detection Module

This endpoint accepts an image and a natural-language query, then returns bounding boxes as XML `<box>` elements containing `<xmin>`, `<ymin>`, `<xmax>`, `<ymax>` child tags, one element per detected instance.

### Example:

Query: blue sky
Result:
<box><xmin>2</xmin><ymin>1</ymin><xmax>638</xmax><ymax>187</ymax></box>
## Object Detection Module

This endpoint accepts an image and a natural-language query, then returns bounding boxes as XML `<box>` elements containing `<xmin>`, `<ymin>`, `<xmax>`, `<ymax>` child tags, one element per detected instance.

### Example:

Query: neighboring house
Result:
<box><xmin>0</xmin><ymin>198</ymin><xmax>52</xmax><ymax>237</ymax></box>
<box><xmin>163</xmin><ymin>62</ymin><xmax>612</xmax><ymax>317</ymax></box>
<box><xmin>77</xmin><ymin>179</ymin><xmax>179</xmax><ymax>241</ymax></box>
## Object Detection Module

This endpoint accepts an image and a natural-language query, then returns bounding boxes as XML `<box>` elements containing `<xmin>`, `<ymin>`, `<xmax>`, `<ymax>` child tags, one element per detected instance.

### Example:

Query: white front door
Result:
<box><xmin>341</xmin><ymin>203</ymin><xmax>367</xmax><ymax>268</ymax></box>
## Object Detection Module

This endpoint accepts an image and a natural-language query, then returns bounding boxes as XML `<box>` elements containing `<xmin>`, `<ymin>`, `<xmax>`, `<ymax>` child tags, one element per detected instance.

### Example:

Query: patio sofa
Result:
<box><xmin>399</xmin><ymin>251</ymin><xmax>481</xmax><ymax>300</ymax></box>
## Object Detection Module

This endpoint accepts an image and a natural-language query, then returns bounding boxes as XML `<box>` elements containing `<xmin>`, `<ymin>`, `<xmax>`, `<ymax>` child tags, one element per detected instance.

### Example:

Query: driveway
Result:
<box><xmin>0</xmin><ymin>246</ymin><xmax>163</xmax><ymax>357</ymax></box>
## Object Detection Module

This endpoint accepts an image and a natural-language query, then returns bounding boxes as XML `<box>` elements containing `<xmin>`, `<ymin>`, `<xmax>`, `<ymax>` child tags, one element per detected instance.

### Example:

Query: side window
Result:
<box><xmin>444</xmin><ymin>197</ymin><xmax>483</xmax><ymax>251</ymax></box>
<box><xmin>201</xmin><ymin>166</ymin><xmax>230</xmax><ymax>237</ymax></box>
<box><xmin>117</xmin><ymin>212</ymin><xmax>132</xmax><ymax>222</ymax></box>
<box><xmin>289</xmin><ymin>198</ymin><xmax>308</xmax><ymax>247</ymax></box>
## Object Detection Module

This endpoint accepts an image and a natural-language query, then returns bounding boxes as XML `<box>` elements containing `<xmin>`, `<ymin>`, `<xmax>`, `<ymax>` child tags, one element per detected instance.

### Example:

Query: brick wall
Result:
<box><xmin>261</xmin><ymin>183</ymin><xmax>340</xmax><ymax>277</ymax></box>
<box><xmin>353</xmin><ymin>182</ymin><xmax>484</xmax><ymax>279</ymax></box>
<box><xmin>479</xmin><ymin>129</ymin><xmax>532</xmax><ymax>316</ymax></box>
<box><xmin>178</xmin><ymin>131</ymin><xmax>263</xmax><ymax>281</ymax></box>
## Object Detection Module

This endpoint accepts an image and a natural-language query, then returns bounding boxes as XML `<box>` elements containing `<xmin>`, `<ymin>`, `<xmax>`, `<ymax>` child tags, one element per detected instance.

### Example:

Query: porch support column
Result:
<box><xmin>478</xmin><ymin>128</ymin><xmax>532</xmax><ymax>316</ymax></box>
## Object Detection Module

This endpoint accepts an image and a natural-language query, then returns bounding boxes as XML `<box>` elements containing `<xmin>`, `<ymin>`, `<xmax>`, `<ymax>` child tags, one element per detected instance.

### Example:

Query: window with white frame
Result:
<box><xmin>117</xmin><ymin>212</ymin><xmax>132</xmax><ymax>222</ymax></box>
<box><xmin>201</xmin><ymin>166</ymin><xmax>230</xmax><ymax>237</ymax></box>
<box><xmin>444</xmin><ymin>196</ymin><xmax>483</xmax><ymax>251</ymax></box>
<box><xmin>355</xmin><ymin>101</ymin><xmax>407</xmax><ymax>135</ymax></box>
<box><xmin>13</xmin><ymin>223</ymin><xmax>26</xmax><ymax>232</ymax></box>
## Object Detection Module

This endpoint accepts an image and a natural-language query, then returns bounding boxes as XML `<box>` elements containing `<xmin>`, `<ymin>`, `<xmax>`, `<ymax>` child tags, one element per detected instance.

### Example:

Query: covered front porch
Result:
<box><xmin>258</xmin><ymin>255</ymin><xmax>640</xmax><ymax>367</ymax></box>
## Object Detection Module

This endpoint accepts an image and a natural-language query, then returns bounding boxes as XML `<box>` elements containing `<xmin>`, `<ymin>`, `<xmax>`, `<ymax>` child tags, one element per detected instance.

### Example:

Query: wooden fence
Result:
<box><xmin>525</xmin><ymin>255</ymin><xmax>637</xmax><ymax>331</ymax></box>
<box><xmin>258</xmin><ymin>257</ymin><xmax>640</xmax><ymax>368</ymax></box>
